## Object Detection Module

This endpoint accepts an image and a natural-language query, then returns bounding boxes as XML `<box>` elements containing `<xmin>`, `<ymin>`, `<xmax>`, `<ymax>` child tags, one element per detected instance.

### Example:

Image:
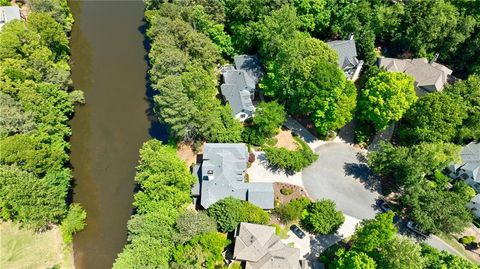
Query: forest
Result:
<box><xmin>0</xmin><ymin>0</ymin><xmax>85</xmax><ymax>241</ymax></box>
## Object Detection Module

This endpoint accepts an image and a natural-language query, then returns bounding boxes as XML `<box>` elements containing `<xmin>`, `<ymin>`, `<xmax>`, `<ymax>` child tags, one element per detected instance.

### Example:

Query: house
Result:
<box><xmin>191</xmin><ymin>143</ymin><xmax>274</xmax><ymax>209</ymax></box>
<box><xmin>220</xmin><ymin>55</ymin><xmax>264</xmax><ymax>121</ymax></box>
<box><xmin>467</xmin><ymin>194</ymin><xmax>480</xmax><ymax>219</ymax></box>
<box><xmin>327</xmin><ymin>35</ymin><xmax>364</xmax><ymax>81</ymax></box>
<box><xmin>378</xmin><ymin>57</ymin><xmax>453</xmax><ymax>96</ymax></box>
<box><xmin>0</xmin><ymin>6</ymin><xmax>21</xmax><ymax>31</ymax></box>
<box><xmin>448</xmin><ymin>142</ymin><xmax>480</xmax><ymax>192</ymax></box>
<box><xmin>233</xmin><ymin>222</ymin><xmax>312</xmax><ymax>269</ymax></box>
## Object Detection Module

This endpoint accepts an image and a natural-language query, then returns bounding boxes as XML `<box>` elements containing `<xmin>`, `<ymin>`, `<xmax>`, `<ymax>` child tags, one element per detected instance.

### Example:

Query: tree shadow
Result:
<box><xmin>138</xmin><ymin>19</ymin><xmax>169</xmax><ymax>143</ymax></box>
<box><xmin>304</xmin><ymin>234</ymin><xmax>342</xmax><ymax>260</ymax></box>
<box><xmin>343</xmin><ymin>152</ymin><xmax>381</xmax><ymax>193</ymax></box>
<box><xmin>257</xmin><ymin>152</ymin><xmax>297</xmax><ymax>177</ymax></box>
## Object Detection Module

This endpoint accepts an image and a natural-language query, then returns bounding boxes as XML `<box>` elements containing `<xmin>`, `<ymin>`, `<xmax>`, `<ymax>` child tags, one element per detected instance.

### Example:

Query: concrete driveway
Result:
<box><xmin>302</xmin><ymin>142</ymin><xmax>380</xmax><ymax>220</ymax></box>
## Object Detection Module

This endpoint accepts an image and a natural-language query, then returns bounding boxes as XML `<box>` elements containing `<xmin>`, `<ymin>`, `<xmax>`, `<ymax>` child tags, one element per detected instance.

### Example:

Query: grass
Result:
<box><xmin>436</xmin><ymin>232</ymin><xmax>477</xmax><ymax>263</ymax></box>
<box><xmin>0</xmin><ymin>221</ymin><xmax>74</xmax><ymax>269</ymax></box>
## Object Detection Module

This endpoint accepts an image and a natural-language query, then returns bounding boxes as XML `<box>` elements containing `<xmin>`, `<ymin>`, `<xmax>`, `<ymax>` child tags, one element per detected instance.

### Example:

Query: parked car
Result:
<box><xmin>406</xmin><ymin>220</ymin><xmax>431</xmax><ymax>237</ymax></box>
<box><xmin>290</xmin><ymin>225</ymin><xmax>306</xmax><ymax>239</ymax></box>
<box><xmin>376</xmin><ymin>199</ymin><xmax>392</xmax><ymax>212</ymax></box>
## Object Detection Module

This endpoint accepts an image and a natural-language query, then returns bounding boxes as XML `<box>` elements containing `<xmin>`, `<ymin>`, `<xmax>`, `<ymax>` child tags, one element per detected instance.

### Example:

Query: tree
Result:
<box><xmin>331</xmin><ymin>249</ymin><xmax>376</xmax><ymax>269</ymax></box>
<box><xmin>377</xmin><ymin>236</ymin><xmax>424</xmax><ymax>269</ymax></box>
<box><xmin>207</xmin><ymin>197</ymin><xmax>243</xmax><ymax>232</ymax></box>
<box><xmin>207</xmin><ymin>197</ymin><xmax>270</xmax><ymax>232</ymax></box>
<box><xmin>0</xmin><ymin>165</ymin><xmax>66</xmax><ymax>230</ymax></box>
<box><xmin>252</xmin><ymin>101</ymin><xmax>286</xmax><ymax>138</ymax></box>
<box><xmin>29</xmin><ymin>0</ymin><xmax>74</xmax><ymax>31</ymax></box>
<box><xmin>359</xmin><ymin>71</ymin><xmax>417</xmax><ymax>130</ymax></box>
<box><xmin>27</xmin><ymin>12</ymin><xmax>69</xmax><ymax>60</ymax></box>
<box><xmin>261</xmin><ymin>33</ymin><xmax>356</xmax><ymax>135</ymax></box>
<box><xmin>403</xmin><ymin>184</ymin><xmax>472</xmax><ymax>234</ymax></box>
<box><xmin>0</xmin><ymin>92</ymin><xmax>36</xmax><ymax>137</ymax></box>
<box><xmin>445</xmin><ymin>75</ymin><xmax>480</xmax><ymax>143</ymax></box>
<box><xmin>301</xmin><ymin>199</ymin><xmax>345</xmax><ymax>235</ymax></box>
<box><xmin>171</xmin><ymin>232</ymin><xmax>229</xmax><ymax>269</ymax></box>
<box><xmin>398</xmin><ymin>92</ymin><xmax>468</xmax><ymax>144</ymax></box>
<box><xmin>275</xmin><ymin>197</ymin><xmax>311</xmax><ymax>223</ymax></box>
<box><xmin>397</xmin><ymin>0</ymin><xmax>476</xmax><ymax>59</ymax></box>
<box><xmin>368</xmin><ymin>142</ymin><xmax>461</xmax><ymax>188</ymax></box>
<box><xmin>421</xmin><ymin>244</ymin><xmax>479</xmax><ymax>269</ymax></box>
<box><xmin>351</xmin><ymin>211</ymin><xmax>397</xmax><ymax>253</ymax></box>
<box><xmin>174</xmin><ymin>210</ymin><xmax>217</xmax><ymax>244</ymax></box>
<box><xmin>60</xmin><ymin>203</ymin><xmax>87</xmax><ymax>243</ymax></box>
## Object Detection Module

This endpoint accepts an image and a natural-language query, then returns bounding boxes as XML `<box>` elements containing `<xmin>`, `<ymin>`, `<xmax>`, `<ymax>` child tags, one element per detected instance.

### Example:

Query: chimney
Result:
<box><xmin>348</xmin><ymin>33</ymin><xmax>354</xmax><ymax>40</ymax></box>
<box><xmin>430</xmin><ymin>53</ymin><xmax>440</xmax><ymax>64</ymax></box>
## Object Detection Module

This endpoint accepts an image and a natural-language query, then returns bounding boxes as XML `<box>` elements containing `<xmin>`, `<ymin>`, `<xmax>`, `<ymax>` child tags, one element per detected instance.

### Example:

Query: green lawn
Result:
<box><xmin>436</xmin><ymin>232</ymin><xmax>477</xmax><ymax>263</ymax></box>
<box><xmin>0</xmin><ymin>221</ymin><xmax>74</xmax><ymax>269</ymax></box>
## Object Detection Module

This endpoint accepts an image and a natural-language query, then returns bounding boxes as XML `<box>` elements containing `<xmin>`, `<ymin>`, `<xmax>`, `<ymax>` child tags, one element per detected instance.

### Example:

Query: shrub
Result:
<box><xmin>301</xmin><ymin>199</ymin><xmax>345</xmax><ymax>235</ymax></box>
<box><xmin>264</xmin><ymin>139</ymin><xmax>317</xmax><ymax>172</ymax></box>
<box><xmin>60</xmin><ymin>204</ymin><xmax>87</xmax><ymax>243</ymax></box>
<box><xmin>459</xmin><ymin>235</ymin><xmax>476</xmax><ymax>246</ymax></box>
<box><xmin>280</xmin><ymin>187</ymin><xmax>294</xmax><ymax>196</ymax></box>
<box><xmin>274</xmin><ymin>197</ymin><xmax>311</xmax><ymax>223</ymax></box>
<box><xmin>240</xmin><ymin>201</ymin><xmax>270</xmax><ymax>225</ymax></box>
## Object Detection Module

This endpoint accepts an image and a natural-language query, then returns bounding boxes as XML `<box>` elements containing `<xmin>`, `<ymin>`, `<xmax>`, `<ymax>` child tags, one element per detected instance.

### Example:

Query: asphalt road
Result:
<box><xmin>302</xmin><ymin>142</ymin><xmax>380</xmax><ymax>220</ymax></box>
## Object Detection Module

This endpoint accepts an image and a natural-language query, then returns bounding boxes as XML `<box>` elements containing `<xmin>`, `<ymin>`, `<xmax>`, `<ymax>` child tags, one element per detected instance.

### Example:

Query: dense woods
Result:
<box><xmin>0</xmin><ymin>1</ymin><xmax>85</xmax><ymax>234</ymax></box>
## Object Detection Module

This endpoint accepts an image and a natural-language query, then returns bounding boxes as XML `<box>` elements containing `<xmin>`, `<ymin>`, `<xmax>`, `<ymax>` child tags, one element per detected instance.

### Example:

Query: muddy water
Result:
<box><xmin>69</xmin><ymin>1</ymin><xmax>164</xmax><ymax>268</ymax></box>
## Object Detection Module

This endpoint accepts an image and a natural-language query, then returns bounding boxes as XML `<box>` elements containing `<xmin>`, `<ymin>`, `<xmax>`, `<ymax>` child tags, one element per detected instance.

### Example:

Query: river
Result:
<box><xmin>68</xmin><ymin>1</ymin><xmax>165</xmax><ymax>268</ymax></box>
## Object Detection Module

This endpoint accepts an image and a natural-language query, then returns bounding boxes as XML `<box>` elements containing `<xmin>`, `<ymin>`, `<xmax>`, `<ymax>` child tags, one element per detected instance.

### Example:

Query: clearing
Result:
<box><xmin>0</xmin><ymin>221</ymin><xmax>74</xmax><ymax>269</ymax></box>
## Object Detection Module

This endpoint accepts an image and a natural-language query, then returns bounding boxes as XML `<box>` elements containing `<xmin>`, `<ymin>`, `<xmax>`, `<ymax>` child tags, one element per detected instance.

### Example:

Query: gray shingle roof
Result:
<box><xmin>0</xmin><ymin>6</ymin><xmax>21</xmax><ymax>30</ymax></box>
<box><xmin>221</xmin><ymin>70</ymin><xmax>255</xmax><ymax>117</ymax></box>
<box><xmin>234</xmin><ymin>54</ymin><xmax>265</xmax><ymax>84</ymax></box>
<box><xmin>327</xmin><ymin>39</ymin><xmax>361</xmax><ymax>79</ymax></box>
<box><xmin>234</xmin><ymin>223</ymin><xmax>301</xmax><ymax>269</ymax></box>
<box><xmin>460</xmin><ymin>142</ymin><xmax>480</xmax><ymax>182</ymax></box>
<box><xmin>378</xmin><ymin>57</ymin><xmax>453</xmax><ymax>95</ymax></box>
<box><xmin>198</xmin><ymin>144</ymin><xmax>274</xmax><ymax>209</ymax></box>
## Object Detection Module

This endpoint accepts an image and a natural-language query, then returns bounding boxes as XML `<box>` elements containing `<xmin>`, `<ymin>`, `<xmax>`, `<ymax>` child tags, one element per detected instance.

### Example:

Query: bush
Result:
<box><xmin>60</xmin><ymin>204</ymin><xmax>87</xmax><ymax>243</ymax></box>
<box><xmin>301</xmin><ymin>199</ymin><xmax>345</xmax><ymax>235</ymax></box>
<box><xmin>264</xmin><ymin>139</ymin><xmax>317</xmax><ymax>172</ymax></box>
<box><xmin>459</xmin><ymin>235</ymin><xmax>476</xmax><ymax>246</ymax></box>
<box><xmin>280</xmin><ymin>187</ymin><xmax>294</xmax><ymax>196</ymax></box>
<box><xmin>208</xmin><ymin>197</ymin><xmax>270</xmax><ymax>232</ymax></box>
<box><xmin>274</xmin><ymin>197</ymin><xmax>311</xmax><ymax>223</ymax></box>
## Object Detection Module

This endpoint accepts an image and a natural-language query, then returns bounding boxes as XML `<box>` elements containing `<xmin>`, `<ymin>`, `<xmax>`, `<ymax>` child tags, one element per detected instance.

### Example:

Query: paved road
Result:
<box><xmin>302</xmin><ymin>142</ymin><xmax>380</xmax><ymax>220</ymax></box>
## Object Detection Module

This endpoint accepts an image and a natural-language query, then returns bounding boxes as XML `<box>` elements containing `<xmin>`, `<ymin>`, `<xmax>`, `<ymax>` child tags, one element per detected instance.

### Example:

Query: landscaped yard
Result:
<box><xmin>0</xmin><ymin>221</ymin><xmax>74</xmax><ymax>269</ymax></box>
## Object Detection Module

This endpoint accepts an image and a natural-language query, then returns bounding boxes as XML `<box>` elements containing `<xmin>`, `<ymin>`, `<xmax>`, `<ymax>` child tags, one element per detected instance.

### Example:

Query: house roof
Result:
<box><xmin>0</xmin><ymin>6</ymin><xmax>21</xmax><ymax>30</ymax></box>
<box><xmin>327</xmin><ymin>39</ymin><xmax>359</xmax><ymax>70</ymax></box>
<box><xmin>378</xmin><ymin>57</ymin><xmax>452</xmax><ymax>94</ymax></box>
<box><xmin>234</xmin><ymin>54</ymin><xmax>265</xmax><ymax>84</ymax></box>
<box><xmin>199</xmin><ymin>144</ymin><xmax>274</xmax><ymax>209</ymax></box>
<box><xmin>234</xmin><ymin>223</ymin><xmax>301</xmax><ymax>269</ymax></box>
<box><xmin>221</xmin><ymin>70</ymin><xmax>255</xmax><ymax>116</ymax></box>
<box><xmin>460</xmin><ymin>142</ymin><xmax>480</xmax><ymax>182</ymax></box>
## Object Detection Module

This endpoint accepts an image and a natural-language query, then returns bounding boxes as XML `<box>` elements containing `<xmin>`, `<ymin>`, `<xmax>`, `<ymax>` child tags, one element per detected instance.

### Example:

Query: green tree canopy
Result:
<box><xmin>351</xmin><ymin>211</ymin><xmax>397</xmax><ymax>253</ymax></box>
<box><xmin>359</xmin><ymin>71</ymin><xmax>417</xmax><ymax>130</ymax></box>
<box><xmin>331</xmin><ymin>249</ymin><xmax>376</xmax><ymax>269</ymax></box>
<box><xmin>301</xmin><ymin>199</ymin><xmax>344</xmax><ymax>235</ymax></box>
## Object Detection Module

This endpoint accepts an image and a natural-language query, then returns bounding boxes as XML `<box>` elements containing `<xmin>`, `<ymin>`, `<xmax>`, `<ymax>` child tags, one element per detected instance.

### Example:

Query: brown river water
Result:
<box><xmin>68</xmin><ymin>1</ymin><xmax>166</xmax><ymax>268</ymax></box>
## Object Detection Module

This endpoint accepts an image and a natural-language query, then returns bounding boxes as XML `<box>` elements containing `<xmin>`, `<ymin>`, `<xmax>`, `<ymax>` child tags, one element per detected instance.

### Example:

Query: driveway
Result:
<box><xmin>302</xmin><ymin>142</ymin><xmax>380</xmax><ymax>220</ymax></box>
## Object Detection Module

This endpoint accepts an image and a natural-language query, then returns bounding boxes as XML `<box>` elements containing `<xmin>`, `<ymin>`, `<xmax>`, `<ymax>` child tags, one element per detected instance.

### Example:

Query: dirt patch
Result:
<box><xmin>274</xmin><ymin>182</ymin><xmax>311</xmax><ymax>205</ymax></box>
<box><xmin>0</xmin><ymin>221</ymin><xmax>74</xmax><ymax>269</ymax></box>
<box><xmin>274</xmin><ymin>129</ymin><xmax>299</xmax><ymax>150</ymax></box>
<box><xmin>176</xmin><ymin>141</ymin><xmax>201</xmax><ymax>167</ymax></box>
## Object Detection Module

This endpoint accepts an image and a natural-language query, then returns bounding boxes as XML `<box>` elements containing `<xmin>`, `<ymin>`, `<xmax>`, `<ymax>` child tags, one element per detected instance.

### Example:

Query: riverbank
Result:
<box><xmin>0</xmin><ymin>221</ymin><xmax>74</xmax><ymax>269</ymax></box>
